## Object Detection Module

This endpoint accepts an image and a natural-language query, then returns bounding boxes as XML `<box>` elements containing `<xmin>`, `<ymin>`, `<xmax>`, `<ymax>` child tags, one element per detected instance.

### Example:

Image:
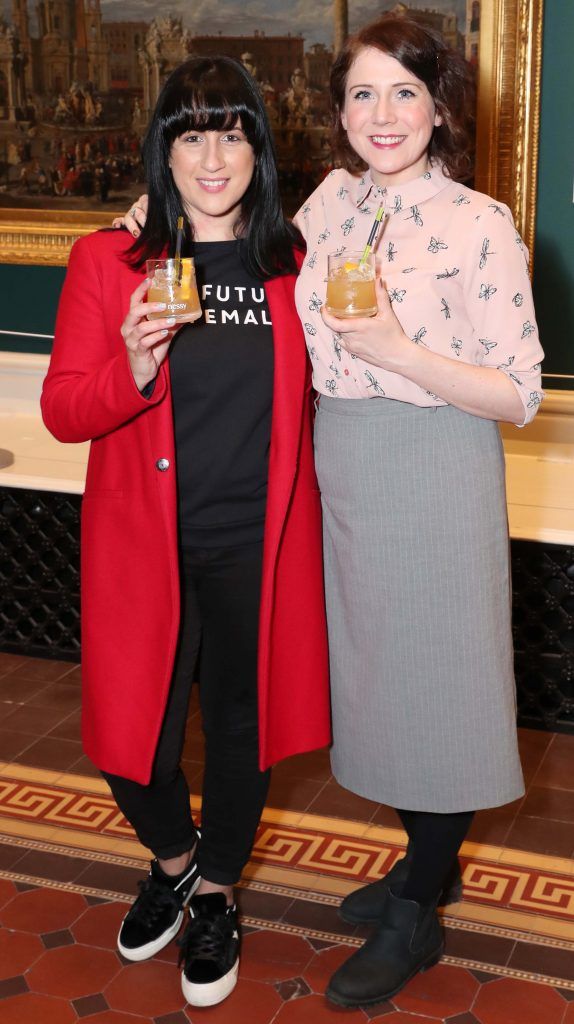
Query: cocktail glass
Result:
<box><xmin>325</xmin><ymin>251</ymin><xmax>377</xmax><ymax>318</ymax></box>
<box><xmin>146</xmin><ymin>258</ymin><xmax>202</xmax><ymax>324</ymax></box>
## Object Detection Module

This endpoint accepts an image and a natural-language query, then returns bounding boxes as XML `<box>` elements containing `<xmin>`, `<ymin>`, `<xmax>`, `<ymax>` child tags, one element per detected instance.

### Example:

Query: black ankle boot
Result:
<box><xmin>327</xmin><ymin>888</ymin><xmax>444</xmax><ymax>1008</ymax></box>
<box><xmin>339</xmin><ymin>855</ymin><xmax>463</xmax><ymax>925</ymax></box>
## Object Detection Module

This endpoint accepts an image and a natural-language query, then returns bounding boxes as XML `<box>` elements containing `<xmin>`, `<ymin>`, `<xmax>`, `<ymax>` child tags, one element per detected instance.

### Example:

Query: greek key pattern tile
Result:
<box><xmin>0</xmin><ymin>773</ymin><xmax>573</xmax><ymax>924</ymax></box>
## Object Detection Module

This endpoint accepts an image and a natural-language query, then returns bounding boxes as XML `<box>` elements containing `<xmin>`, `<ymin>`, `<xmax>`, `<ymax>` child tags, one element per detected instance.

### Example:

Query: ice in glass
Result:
<box><xmin>326</xmin><ymin>251</ymin><xmax>377</xmax><ymax>318</ymax></box>
<box><xmin>146</xmin><ymin>258</ymin><xmax>202</xmax><ymax>324</ymax></box>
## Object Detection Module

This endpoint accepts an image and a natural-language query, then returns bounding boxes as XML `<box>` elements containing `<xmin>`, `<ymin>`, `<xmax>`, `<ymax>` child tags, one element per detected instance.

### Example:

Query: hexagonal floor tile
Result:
<box><xmin>0</xmin><ymin>888</ymin><xmax>86</xmax><ymax>934</ymax></box>
<box><xmin>27</xmin><ymin>943</ymin><xmax>121</xmax><ymax>999</ymax></box>
<box><xmin>241</xmin><ymin>930</ymin><xmax>315</xmax><ymax>983</ymax></box>
<box><xmin>0</xmin><ymin>991</ymin><xmax>77</xmax><ymax>1024</ymax></box>
<box><xmin>273</xmin><ymin>992</ymin><xmax>366</xmax><ymax>1022</ymax></box>
<box><xmin>473</xmin><ymin>977</ymin><xmax>567</xmax><ymax>1024</ymax></box>
<box><xmin>0</xmin><ymin>879</ymin><xmax>17</xmax><ymax>909</ymax></box>
<box><xmin>71</xmin><ymin>900</ymin><xmax>127</xmax><ymax>950</ymax></box>
<box><xmin>105</xmin><ymin>960</ymin><xmax>185</xmax><ymax>1017</ymax></box>
<box><xmin>393</xmin><ymin>963</ymin><xmax>479</xmax><ymax>1018</ymax></box>
<box><xmin>0</xmin><ymin>929</ymin><xmax>44</xmax><ymax>980</ymax></box>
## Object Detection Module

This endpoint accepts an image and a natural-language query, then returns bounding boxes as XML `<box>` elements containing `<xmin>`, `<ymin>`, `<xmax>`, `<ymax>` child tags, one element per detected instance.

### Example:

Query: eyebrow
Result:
<box><xmin>348</xmin><ymin>81</ymin><xmax>421</xmax><ymax>89</ymax></box>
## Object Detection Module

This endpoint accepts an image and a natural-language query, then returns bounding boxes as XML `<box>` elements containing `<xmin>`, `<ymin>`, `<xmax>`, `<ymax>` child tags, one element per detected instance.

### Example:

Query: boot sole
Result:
<box><xmin>325</xmin><ymin>942</ymin><xmax>445</xmax><ymax>1008</ymax></box>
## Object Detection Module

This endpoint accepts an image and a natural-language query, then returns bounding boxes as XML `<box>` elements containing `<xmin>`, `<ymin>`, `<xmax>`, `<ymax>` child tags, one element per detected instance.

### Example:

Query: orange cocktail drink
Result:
<box><xmin>325</xmin><ymin>251</ymin><xmax>377</xmax><ymax>318</ymax></box>
<box><xmin>146</xmin><ymin>258</ymin><xmax>202</xmax><ymax>324</ymax></box>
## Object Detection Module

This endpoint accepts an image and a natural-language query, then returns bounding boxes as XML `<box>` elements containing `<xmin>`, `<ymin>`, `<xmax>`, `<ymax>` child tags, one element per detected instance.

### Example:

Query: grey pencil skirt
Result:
<box><xmin>314</xmin><ymin>395</ymin><xmax>524</xmax><ymax>812</ymax></box>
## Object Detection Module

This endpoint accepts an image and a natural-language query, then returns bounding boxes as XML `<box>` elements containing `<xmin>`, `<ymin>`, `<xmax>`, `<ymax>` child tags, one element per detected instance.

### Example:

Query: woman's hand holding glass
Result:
<box><xmin>121</xmin><ymin>277</ymin><xmax>177</xmax><ymax>392</ymax></box>
<box><xmin>321</xmin><ymin>279</ymin><xmax>411</xmax><ymax>373</ymax></box>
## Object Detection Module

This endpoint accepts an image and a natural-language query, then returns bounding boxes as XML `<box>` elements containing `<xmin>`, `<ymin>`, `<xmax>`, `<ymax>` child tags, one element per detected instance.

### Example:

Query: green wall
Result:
<box><xmin>1</xmin><ymin>1</ymin><xmax>573</xmax><ymax>382</ymax></box>
<box><xmin>532</xmin><ymin>0</ymin><xmax>574</xmax><ymax>386</ymax></box>
<box><xmin>0</xmin><ymin>265</ymin><xmax>66</xmax><ymax>355</ymax></box>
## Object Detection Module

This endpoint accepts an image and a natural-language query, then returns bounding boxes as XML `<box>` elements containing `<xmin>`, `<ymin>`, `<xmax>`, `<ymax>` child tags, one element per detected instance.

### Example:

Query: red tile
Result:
<box><xmin>0</xmin><ymin>653</ymin><xmax>27</xmax><ymax>675</ymax></box>
<box><xmin>0</xmin><ymin>879</ymin><xmax>17</xmax><ymax>908</ymax></box>
<box><xmin>0</xmin><ymin>888</ymin><xmax>87</xmax><ymax>933</ymax></box>
<box><xmin>13</xmin><ymin>736</ymin><xmax>83</xmax><ymax>771</ymax></box>
<box><xmin>75</xmin><ymin>1013</ymin><xmax>151</xmax><ymax>1024</ymax></box>
<box><xmin>306</xmin><ymin>780</ymin><xmax>379</xmax><ymax>823</ymax></box>
<box><xmin>520</xmin><ymin>786</ymin><xmax>574</xmax><ymax>823</ymax></box>
<box><xmin>0</xmin><ymin>992</ymin><xmax>77</xmax><ymax>1024</ymax></box>
<box><xmin>0</xmin><ymin>730</ymin><xmax>36</xmax><ymax>760</ymax></box>
<box><xmin>28</xmin><ymin>683</ymin><xmax>81</xmax><ymax>713</ymax></box>
<box><xmin>303</xmin><ymin>943</ymin><xmax>360</xmax><ymax>995</ymax></box>
<box><xmin>0</xmin><ymin>675</ymin><xmax>47</xmax><ymax>701</ymax></box>
<box><xmin>0</xmin><ymin>930</ymin><xmax>44</xmax><ymax>980</ymax></box>
<box><xmin>3</xmin><ymin>659</ymin><xmax>76</xmax><ymax>683</ymax></box>
<box><xmin>27</xmin><ymin>944</ymin><xmax>121</xmax><ymax>999</ymax></box>
<box><xmin>48</xmin><ymin>710</ymin><xmax>82</xmax><ymax>742</ymax></box>
<box><xmin>71</xmin><ymin>901</ymin><xmax>127</xmax><ymax>949</ymax></box>
<box><xmin>183</xmin><ymin>977</ymin><xmax>282</xmax><ymax>1022</ymax></box>
<box><xmin>155</xmin><ymin>938</ymin><xmax>180</xmax><ymax>965</ymax></box>
<box><xmin>505</xmin><ymin>816</ymin><xmax>573</xmax><ymax>858</ymax></box>
<box><xmin>473</xmin><ymin>977</ymin><xmax>567</xmax><ymax>1024</ymax></box>
<box><xmin>393</xmin><ymin>963</ymin><xmax>479</xmax><ymax>1017</ymax></box>
<box><xmin>264</xmin><ymin>774</ymin><xmax>326</xmax><ymax>813</ymax></box>
<box><xmin>534</xmin><ymin>735</ymin><xmax>574</xmax><ymax>792</ymax></box>
<box><xmin>1</xmin><ymin>703</ymin><xmax>73</xmax><ymax>736</ymax></box>
<box><xmin>273</xmin><ymin>993</ymin><xmax>366</xmax><ymax>1022</ymax></box>
<box><xmin>105</xmin><ymin>960</ymin><xmax>185</xmax><ymax>1017</ymax></box>
<box><xmin>370</xmin><ymin>1014</ymin><xmax>441</xmax><ymax>1023</ymax></box>
<box><xmin>241</xmin><ymin>930</ymin><xmax>314</xmax><ymax>983</ymax></box>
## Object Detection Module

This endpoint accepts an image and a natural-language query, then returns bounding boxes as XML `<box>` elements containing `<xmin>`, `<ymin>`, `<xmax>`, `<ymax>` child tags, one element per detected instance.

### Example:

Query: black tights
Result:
<box><xmin>396</xmin><ymin>808</ymin><xmax>474</xmax><ymax>905</ymax></box>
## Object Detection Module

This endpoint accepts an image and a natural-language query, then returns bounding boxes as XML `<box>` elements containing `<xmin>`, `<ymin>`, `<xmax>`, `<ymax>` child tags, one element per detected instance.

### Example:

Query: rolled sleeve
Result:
<box><xmin>463</xmin><ymin>205</ymin><xmax>544</xmax><ymax>425</ymax></box>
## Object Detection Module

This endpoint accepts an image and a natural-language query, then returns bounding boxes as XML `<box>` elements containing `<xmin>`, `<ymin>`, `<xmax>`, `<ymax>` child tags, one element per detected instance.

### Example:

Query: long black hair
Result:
<box><xmin>127</xmin><ymin>56</ymin><xmax>302</xmax><ymax>278</ymax></box>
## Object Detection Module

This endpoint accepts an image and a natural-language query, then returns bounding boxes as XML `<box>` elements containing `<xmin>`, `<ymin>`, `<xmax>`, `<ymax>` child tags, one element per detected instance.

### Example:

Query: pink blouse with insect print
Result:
<box><xmin>293</xmin><ymin>163</ymin><xmax>544</xmax><ymax>424</ymax></box>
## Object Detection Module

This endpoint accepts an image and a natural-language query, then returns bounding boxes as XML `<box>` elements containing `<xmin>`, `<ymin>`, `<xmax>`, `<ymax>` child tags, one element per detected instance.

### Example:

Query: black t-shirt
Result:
<box><xmin>169</xmin><ymin>240</ymin><xmax>274</xmax><ymax>547</ymax></box>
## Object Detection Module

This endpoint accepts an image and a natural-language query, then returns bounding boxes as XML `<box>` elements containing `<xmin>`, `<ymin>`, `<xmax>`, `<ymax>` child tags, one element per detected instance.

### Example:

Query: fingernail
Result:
<box><xmin>165</xmin><ymin>316</ymin><xmax>176</xmax><ymax>326</ymax></box>
<box><xmin>161</xmin><ymin>330</ymin><xmax>169</xmax><ymax>336</ymax></box>
<box><xmin>155</xmin><ymin>302</ymin><xmax>167</xmax><ymax>310</ymax></box>
<box><xmin>132</xmin><ymin>229</ymin><xmax>139</xmax><ymax>237</ymax></box>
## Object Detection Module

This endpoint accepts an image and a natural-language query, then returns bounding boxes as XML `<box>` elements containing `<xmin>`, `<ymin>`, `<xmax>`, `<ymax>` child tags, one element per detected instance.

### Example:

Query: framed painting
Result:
<box><xmin>0</xmin><ymin>0</ymin><xmax>543</xmax><ymax>267</ymax></box>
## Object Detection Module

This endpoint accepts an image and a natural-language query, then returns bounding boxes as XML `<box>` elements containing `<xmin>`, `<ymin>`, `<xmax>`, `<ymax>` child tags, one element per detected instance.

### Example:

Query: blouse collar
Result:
<box><xmin>349</xmin><ymin>162</ymin><xmax>452</xmax><ymax>214</ymax></box>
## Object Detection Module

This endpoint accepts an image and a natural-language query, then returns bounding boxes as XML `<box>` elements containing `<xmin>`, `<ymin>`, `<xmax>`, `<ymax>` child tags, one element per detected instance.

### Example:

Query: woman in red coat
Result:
<box><xmin>41</xmin><ymin>56</ymin><xmax>330</xmax><ymax>1009</ymax></box>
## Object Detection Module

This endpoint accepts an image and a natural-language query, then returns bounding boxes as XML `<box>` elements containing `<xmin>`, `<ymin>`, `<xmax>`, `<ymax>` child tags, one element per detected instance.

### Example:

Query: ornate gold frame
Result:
<box><xmin>474</xmin><ymin>0</ymin><xmax>544</xmax><ymax>265</ymax></box>
<box><xmin>0</xmin><ymin>0</ymin><xmax>545</xmax><ymax>267</ymax></box>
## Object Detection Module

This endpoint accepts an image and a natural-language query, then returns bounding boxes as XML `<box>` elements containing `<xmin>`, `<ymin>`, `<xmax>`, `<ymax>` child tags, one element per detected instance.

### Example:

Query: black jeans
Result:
<box><xmin>103</xmin><ymin>541</ymin><xmax>271</xmax><ymax>885</ymax></box>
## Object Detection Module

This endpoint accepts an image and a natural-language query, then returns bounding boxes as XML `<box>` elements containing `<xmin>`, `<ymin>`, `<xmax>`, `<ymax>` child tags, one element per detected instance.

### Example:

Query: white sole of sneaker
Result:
<box><xmin>181</xmin><ymin>958</ymin><xmax>239</xmax><ymax>1007</ymax></box>
<box><xmin>117</xmin><ymin>873</ymin><xmax>201</xmax><ymax>962</ymax></box>
<box><xmin>118</xmin><ymin>909</ymin><xmax>184</xmax><ymax>962</ymax></box>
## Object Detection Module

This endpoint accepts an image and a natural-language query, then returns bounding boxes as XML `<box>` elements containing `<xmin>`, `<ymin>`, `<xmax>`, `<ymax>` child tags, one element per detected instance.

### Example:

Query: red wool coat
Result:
<box><xmin>41</xmin><ymin>230</ymin><xmax>331</xmax><ymax>784</ymax></box>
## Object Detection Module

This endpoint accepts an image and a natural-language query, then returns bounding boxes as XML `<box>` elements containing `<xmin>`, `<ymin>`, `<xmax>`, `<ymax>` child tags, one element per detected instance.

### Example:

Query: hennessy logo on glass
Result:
<box><xmin>146</xmin><ymin>258</ymin><xmax>202</xmax><ymax>324</ymax></box>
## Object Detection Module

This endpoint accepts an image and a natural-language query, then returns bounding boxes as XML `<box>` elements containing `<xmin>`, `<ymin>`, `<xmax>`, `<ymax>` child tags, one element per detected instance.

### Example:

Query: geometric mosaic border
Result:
<box><xmin>1</xmin><ymin>771</ymin><xmax>573</xmax><ymax>929</ymax></box>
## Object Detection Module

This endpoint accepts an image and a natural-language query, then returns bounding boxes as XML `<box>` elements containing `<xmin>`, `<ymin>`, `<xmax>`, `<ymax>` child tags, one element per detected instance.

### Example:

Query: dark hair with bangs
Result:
<box><xmin>127</xmin><ymin>55</ymin><xmax>302</xmax><ymax>277</ymax></box>
<box><xmin>330</xmin><ymin>15</ymin><xmax>476</xmax><ymax>182</ymax></box>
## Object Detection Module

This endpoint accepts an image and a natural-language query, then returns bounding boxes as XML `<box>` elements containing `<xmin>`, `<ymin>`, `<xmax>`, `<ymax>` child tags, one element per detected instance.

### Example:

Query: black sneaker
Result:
<box><xmin>179</xmin><ymin>892</ymin><xmax>240</xmax><ymax>1007</ymax></box>
<box><xmin>118</xmin><ymin>854</ymin><xmax>201</xmax><ymax>961</ymax></box>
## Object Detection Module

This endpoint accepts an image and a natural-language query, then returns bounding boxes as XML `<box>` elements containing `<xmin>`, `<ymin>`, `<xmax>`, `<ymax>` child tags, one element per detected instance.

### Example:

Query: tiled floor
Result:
<box><xmin>0</xmin><ymin>651</ymin><xmax>573</xmax><ymax>1024</ymax></box>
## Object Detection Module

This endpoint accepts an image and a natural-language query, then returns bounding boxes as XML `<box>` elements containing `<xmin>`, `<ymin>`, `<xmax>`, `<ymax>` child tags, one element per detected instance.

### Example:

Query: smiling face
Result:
<box><xmin>168</xmin><ymin>121</ymin><xmax>256</xmax><ymax>240</ymax></box>
<box><xmin>341</xmin><ymin>47</ymin><xmax>442</xmax><ymax>187</ymax></box>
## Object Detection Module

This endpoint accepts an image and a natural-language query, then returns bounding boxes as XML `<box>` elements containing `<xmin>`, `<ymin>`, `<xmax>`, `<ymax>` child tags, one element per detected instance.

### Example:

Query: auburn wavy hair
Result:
<box><xmin>330</xmin><ymin>14</ymin><xmax>476</xmax><ymax>182</ymax></box>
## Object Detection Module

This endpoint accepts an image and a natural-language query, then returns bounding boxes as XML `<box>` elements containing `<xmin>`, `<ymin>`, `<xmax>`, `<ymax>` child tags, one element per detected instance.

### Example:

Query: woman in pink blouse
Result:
<box><xmin>293</xmin><ymin>15</ymin><xmax>543</xmax><ymax>1009</ymax></box>
<box><xmin>121</xmin><ymin>15</ymin><xmax>543</xmax><ymax>1009</ymax></box>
